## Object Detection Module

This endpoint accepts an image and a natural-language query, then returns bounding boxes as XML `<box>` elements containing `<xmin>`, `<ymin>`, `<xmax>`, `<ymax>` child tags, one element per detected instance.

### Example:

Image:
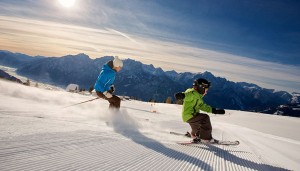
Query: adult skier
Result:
<box><xmin>94</xmin><ymin>56</ymin><xmax>123</xmax><ymax>109</ymax></box>
<box><xmin>175</xmin><ymin>78</ymin><xmax>225</xmax><ymax>143</ymax></box>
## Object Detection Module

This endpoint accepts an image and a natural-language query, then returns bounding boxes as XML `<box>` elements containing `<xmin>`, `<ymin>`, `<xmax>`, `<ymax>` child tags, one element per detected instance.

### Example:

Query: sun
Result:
<box><xmin>58</xmin><ymin>0</ymin><xmax>76</xmax><ymax>8</ymax></box>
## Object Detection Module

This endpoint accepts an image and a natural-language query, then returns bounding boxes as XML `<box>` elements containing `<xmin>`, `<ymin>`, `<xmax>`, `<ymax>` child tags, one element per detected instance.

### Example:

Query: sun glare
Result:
<box><xmin>58</xmin><ymin>0</ymin><xmax>76</xmax><ymax>8</ymax></box>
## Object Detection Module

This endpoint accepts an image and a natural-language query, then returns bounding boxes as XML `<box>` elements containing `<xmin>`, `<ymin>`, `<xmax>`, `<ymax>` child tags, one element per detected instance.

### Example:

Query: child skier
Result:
<box><xmin>94</xmin><ymin>56</ymin><xmax>123</xmax><ymax>109</ymax></box>
<box><xmin>175</xmin><ymin>78</ymin><xmax>225</xmax><ymax>143</ymax></box>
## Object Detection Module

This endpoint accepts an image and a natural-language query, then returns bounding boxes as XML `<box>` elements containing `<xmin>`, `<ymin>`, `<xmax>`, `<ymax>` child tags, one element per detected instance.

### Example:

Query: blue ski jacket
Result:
<box><xmin>94</xmin><ymin>62</ymin><xmax>116</xmax><ymax>93</ymax></box>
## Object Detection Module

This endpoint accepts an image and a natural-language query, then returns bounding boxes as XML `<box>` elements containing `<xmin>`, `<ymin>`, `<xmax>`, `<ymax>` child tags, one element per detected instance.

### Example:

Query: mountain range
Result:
<box><xmin>0</xmin><ymin>68</ymin><xmax>22</xmax><ymax>83</ymax></box>
<box><xmin>1</xmin><ymin>50</ymin><xmax>299</xmax><ymax>116</ymax></box>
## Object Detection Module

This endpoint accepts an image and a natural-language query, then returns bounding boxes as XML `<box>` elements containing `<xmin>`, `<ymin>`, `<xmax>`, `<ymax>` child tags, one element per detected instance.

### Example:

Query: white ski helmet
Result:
<box><xmin>113</xmin><ymin>56</ymin><xmax>123</xmax><ymax>67</ymax></box>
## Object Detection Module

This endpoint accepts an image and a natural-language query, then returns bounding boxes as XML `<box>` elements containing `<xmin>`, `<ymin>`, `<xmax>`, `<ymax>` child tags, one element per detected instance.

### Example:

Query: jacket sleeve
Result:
<box><xmin>103</xmin><ymin>76</ymin><xmax>115</xmax><ymax>92</ymax></box>
<box><xmin>198</xmin><ymin>101</ymin><xmax>213</xmax><ymax>113</ymax></box>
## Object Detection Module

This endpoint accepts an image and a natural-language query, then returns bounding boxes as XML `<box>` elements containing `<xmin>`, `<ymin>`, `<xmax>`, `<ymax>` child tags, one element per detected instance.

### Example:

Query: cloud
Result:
<box><xmin>0</xmin><ymin>16</ymin><xmax>299</xmax><ymax>93</ymax></box>
<box><xmin>106</xmin><ymin>28</ymin><xmax>141</xmax><ymax>45</ymax></box>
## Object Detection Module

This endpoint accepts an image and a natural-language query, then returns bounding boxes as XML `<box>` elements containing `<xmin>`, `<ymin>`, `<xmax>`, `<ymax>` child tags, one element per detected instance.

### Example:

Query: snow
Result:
<box><xmin>0</xmin><ymin>79</ymin><xmax>299</xmax><ymax>171</ymax></box>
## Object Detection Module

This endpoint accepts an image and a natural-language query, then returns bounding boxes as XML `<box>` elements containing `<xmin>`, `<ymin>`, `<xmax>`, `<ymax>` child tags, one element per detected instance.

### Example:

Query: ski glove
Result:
<box><xmin>103</xmin><ymin>91</ymin><xmax>113</xmax><ymax>98</ymax></box>
<box><xmin>109</xmin><ymin>85</ymin><xmax>115</xmax><ymax>93</ymax></box>
<box><xmin>212</xmin><ymin>108</ymin><xmax>225</xmax><ymax>114</ymax></box>
<box><xmin>174</xmin><ymin>92</ymin><xmax>185</xmax><ymax>100</ymax></box>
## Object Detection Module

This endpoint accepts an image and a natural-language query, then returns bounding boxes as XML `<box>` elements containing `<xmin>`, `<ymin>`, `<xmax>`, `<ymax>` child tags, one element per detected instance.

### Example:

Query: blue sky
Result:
<box><xmin>0</xmin><ymin>0</ymin><xmax>299</xmax><ymax>92</ymax></box>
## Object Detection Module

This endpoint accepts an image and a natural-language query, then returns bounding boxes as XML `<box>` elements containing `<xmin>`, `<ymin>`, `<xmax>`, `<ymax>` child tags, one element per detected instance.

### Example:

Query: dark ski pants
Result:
<box><xmin>187</xmin><ymin>113</ymin><xmax>212</xmax><ymax>140</ymax></box>
<box><xmin>96</xmin><ymin>91</ymin><xmax>121</xmax><ymax>109</ymax></box>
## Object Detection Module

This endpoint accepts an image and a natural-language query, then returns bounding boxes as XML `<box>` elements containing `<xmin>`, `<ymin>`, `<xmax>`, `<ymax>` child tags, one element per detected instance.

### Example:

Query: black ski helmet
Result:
<box><xmin>193</xmin><ymin>78</ymin><xmax>211</xmax><ymax>94</ymax></box>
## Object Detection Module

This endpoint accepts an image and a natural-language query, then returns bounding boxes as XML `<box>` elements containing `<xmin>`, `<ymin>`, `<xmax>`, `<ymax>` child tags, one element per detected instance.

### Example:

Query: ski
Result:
<box><xmin>170</xmin><ymin>131</ymin><xmax>239</xmax><ymax>146</ymax></box>
<box><xmin>177</xmin><ymin>140</ymin><xmax>240</xmax><ymax>146</ymax></box>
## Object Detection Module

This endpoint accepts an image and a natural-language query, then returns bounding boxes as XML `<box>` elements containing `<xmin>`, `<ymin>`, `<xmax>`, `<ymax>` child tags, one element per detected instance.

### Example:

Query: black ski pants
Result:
<box><xmin>96</xmin><ymin>91</ymin><xmax>121</xmax><ymax>109</ymax></box>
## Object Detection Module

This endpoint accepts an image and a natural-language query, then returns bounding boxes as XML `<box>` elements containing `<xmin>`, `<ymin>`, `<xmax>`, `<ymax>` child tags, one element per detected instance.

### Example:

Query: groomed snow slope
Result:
<box><xmin>0</xmin><ymin>80</ymin><xmax>299</xmax><ymax>171</ymax></box>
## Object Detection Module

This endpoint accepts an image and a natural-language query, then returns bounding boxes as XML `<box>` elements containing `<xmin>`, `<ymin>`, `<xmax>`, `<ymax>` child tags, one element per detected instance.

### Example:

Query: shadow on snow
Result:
<box><xmin>111</xmin><ymin>109</ymin><xmax>289</xmax><ymax>171</ymax></box>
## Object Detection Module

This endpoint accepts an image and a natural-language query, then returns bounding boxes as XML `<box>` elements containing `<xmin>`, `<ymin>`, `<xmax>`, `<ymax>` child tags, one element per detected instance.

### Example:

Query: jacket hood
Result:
<box><xmin>102</xmin><ymin>62</ymin><xmax>115</xmax><ymax>73</ymax></box>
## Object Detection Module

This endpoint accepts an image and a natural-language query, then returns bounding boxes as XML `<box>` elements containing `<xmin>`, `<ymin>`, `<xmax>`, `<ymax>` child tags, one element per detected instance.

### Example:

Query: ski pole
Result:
<box><xmin>62</xmin><ymin>97</ymin><xmax>99</xmax><ymax>108</ymax></box>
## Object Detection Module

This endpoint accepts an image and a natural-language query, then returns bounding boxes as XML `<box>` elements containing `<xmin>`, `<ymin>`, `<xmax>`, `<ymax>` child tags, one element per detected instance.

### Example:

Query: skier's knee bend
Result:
<box><xmin>202</xmin><ymin>114</ymin><xmax>210</xmax><ymax>121</ymax></box>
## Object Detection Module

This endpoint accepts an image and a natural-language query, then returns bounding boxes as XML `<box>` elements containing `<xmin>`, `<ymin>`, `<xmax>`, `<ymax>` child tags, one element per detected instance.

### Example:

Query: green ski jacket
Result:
<box><xmin>182</xmin><ymin>88</ymin><xmax>212</xmax><ymax>122</ymax></box>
